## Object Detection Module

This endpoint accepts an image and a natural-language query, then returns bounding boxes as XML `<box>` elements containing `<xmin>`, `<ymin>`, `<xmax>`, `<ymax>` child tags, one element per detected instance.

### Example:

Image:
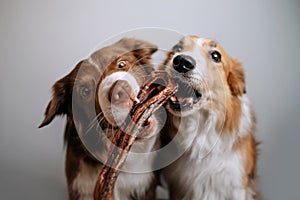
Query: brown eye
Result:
<box><xmin>80</xmin><ymin>86</ymin><xmax>90</xmax><ymax>98</ymax></box>
<box><xmin>117</xmin><ymin>60</ymin><xmax>127</xmax><ymax>68</ymax></box>
<box><xmin>210</xmin><ymin>50</ymin><xmax>222</xmax><ymax>63</ymax></box>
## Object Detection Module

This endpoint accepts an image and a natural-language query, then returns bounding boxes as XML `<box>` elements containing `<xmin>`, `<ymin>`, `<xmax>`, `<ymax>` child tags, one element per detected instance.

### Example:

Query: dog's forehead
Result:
<box><xmin>90</xmin><ymin>47</ymin><xmax>129</xmax><ymax>68</ymax></box>
<box><xmin>73</xmin><ymin>59</ymin><xmax>100</xmax><ymax>81</ymax></box>
<box><xmin>179</xmin><ymin>36</ymin><xmax>218</xmax><ymax>53</ymax></box>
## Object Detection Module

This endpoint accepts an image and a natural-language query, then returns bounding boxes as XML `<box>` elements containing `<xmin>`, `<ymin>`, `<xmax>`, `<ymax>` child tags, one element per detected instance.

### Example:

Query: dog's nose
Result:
<box><xmin>173</xmin><ymin>54</ymin><xmax>196</xmax><ymax>73</ymax></box>
<box><xmin>108</xmin><ymin>80</ymin><xmax>134</xmax><ymax>107</ymax></box>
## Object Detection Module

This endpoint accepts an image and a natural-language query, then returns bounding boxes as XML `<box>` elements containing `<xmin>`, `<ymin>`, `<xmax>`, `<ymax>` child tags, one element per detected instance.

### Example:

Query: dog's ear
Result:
<box><xmin>38</xmin><ymin>75</ymin><xmax>72</xmax><ymax>128</ymax></box>
<box><xmin>227</xmin><ymin>59</ymin><xmax>246</xmax><ymax>96</ymax></box>
<box><xmin>117</xmin><ymin>38</ymin><xmax>158</xmax><ymax>64</ymax></box>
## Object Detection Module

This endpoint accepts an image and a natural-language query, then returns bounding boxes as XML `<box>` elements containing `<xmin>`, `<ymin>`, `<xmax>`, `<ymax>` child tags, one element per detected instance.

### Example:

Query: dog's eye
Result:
<box><xmin>173</xmin><ymin>45</ymin><xmax>182</xmax><ymax>53</ymax></box>
<box><xmin>210</xmin><ymin>50</ymin><xmax>222</xmax><ymax>63</ymax></box>
<box><xmin>80</xmin><ymin>86</ymin><xmax>90</xmax><ymax>98</ymax></box>
<box><xmin>117</xmin><ymin>60</ymin><xmax>127</xmax><ymax>68</ymax></box>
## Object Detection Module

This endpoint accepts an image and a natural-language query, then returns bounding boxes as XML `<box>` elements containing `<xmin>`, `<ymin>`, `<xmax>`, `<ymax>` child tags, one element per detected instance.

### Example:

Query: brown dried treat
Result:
<box><xmin>93</xmin><ymin>71</ymin><xmax>177</xmax><ymax>200</ymax></box>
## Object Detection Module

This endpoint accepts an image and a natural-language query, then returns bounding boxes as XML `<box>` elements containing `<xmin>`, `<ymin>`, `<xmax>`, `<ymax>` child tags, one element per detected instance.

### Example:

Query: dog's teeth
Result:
<box><xmin>178</xmin><ymin>97</ymin><xmax>184</xmax><ymax>102</ymax></box>
<box><xmin>135</xmin><ymin>97</ymin><xmax>140</xmax><ymax>103</ymax></box>
<box><xmin>187</xmin><ymin>98</ymin><xmax>193</xmax><ymax>104</ymax></box>
<box><xmin>171</xmin><ymin>96</ymin><xmax>177</xmax><ymax>101</ymax></box>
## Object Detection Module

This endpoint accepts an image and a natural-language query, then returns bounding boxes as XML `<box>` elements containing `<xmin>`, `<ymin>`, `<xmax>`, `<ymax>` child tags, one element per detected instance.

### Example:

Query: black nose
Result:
<box><xmin>173</xmin><ymin>54</ymin><xmax>196</xmax><ymax>73</ymax></box>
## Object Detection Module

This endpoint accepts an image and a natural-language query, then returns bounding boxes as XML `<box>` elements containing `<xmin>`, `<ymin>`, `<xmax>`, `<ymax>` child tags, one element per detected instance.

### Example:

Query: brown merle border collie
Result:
<box><xmin>161</xmin><ymin>36</ymin><xmax>259</xmax><ymax>200</ymax></box>
<box><xmin>39</xmin><ymin>38</ymin><xmax>161</xmax><ymax>200</ymax></box>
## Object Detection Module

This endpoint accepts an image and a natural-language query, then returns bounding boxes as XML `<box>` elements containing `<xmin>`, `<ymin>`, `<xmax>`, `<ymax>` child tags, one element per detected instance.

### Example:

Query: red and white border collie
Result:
<box><xmin>161</xmin><ymin>36</ymin><xmax>259</xmax><ymax>200</ymax></box>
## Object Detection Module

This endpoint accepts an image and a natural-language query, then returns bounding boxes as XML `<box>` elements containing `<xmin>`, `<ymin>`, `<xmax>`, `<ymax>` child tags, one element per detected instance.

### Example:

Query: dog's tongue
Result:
<box><xmin>94</xmin><ymin>71</ymin><xmax>177</xmax><ymax>200</ymax></box>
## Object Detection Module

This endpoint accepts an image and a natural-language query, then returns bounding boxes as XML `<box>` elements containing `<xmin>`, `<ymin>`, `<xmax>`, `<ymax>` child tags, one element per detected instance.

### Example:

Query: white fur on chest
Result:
<box><xmin>72</xmin><ymin>160</ymin><xmax>154</xmax><ymax>200</ymax></box>
<box><xmin>165</xmin><ymin>100</ymin><xmax>254</xmax><ymax>200</ymax></box>
<box><xmin>72</xmin><ymin>160</ymin><xmax>100</xmax><ymax>200</ymax></box>
<box><xmin>114</xmin><ymin>172</ymin><xmax>154</xmax><ymax>200</ymax></box>
<box><xmin>169</xmin><ymin>144</ymin><xmax>245</xmax><ymax>200</ymax></box>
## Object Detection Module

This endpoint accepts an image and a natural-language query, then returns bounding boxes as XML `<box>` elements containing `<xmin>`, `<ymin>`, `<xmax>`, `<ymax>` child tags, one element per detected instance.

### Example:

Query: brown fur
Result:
<box><xmin>39</xmin><ymin>38</ymin><xmax>158</xmax><ymax>200</ymax></box>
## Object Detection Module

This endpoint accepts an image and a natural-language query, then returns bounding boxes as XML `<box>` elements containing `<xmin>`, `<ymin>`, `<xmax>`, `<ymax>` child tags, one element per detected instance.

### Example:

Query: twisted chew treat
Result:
<box><xmin>94</xmin><ymin>71</ymin><xmax>177</xmax><ymax>200</ymax></box>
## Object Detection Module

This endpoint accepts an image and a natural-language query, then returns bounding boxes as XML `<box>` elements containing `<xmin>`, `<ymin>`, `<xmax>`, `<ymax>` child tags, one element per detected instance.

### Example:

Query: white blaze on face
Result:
<box><xmin>98</xmin><ymin>71</ymin><xmax>140</xmax><ymax>125</ymax></box>
<box><xmin>174</xmin><ymin>37</ymin><xmax>208</xmax><ymax>75</ymax></box>
<box><xmin>196</xmin><ymin>38</ymin><xmax>206</xmax><ymax>48</ymax></box>
<box><xmin>193</xmin><ymin>38</ymin><xmax>208</xmax><ymax>76</ymax></box>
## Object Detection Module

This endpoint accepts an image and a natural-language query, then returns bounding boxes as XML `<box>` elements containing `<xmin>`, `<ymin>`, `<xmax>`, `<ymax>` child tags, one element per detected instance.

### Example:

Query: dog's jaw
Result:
<box><xmin>165</xmin><ymin>57</ymin><xmax>206</xmax><ymax>117</ymax></box>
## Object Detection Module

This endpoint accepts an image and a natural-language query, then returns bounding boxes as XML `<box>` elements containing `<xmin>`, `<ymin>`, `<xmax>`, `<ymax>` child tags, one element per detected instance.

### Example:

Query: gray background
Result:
<box><xmin>1</xmin><ymin>0</ymin><xmax>299</xmax><ymax>199</ymax></box>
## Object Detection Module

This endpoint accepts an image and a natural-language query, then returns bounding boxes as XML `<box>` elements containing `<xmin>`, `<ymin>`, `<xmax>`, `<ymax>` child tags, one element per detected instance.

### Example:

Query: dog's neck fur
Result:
<box><xmin>65</xmin><ymin>117</ymin><xmax>158</xmax><ymax>200</ymax></box>
<box><xmin>164</xmin><ymin>94</ymin><xmax>257</xmax><ymax>200</ymax></box>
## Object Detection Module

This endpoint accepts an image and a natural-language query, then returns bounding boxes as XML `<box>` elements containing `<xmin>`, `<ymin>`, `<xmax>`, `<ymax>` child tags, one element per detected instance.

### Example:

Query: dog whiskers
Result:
<box><xmin>84</xmin><ymin>112</ymin><xmax>104</xmax><ymax>136</ymax></box>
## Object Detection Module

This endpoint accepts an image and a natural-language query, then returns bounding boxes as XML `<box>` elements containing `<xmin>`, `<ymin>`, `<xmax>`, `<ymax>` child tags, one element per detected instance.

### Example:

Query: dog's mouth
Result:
<box><xmin>136</xmin><ymin>117</ymin><xmax>155</xmax><ymax>140</ymax></box>
<box><xmin>168</xmin><ymin>77</ymin><xmax>202</xmax><ymax>112</ymax></box>
<box><xmin>131</xmin><ymin>78</ymin><xmax>171</xmax><ymax>138</ymax></box>
<box><xmin>117</xmin><ymin>72</ymin><xmax>177</xmax><ymax>139</ymax></box>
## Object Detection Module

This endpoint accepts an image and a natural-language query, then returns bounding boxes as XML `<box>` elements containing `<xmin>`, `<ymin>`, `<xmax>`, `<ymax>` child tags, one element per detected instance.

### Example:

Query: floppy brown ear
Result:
<box><xmin>117</xmin><ymin>38</ymin><xmax>158</xmax><ymax>64</ymax></box>
<box><xmin>227</xmin><ymin>59</ymin><xmax>246</xmax><ymax>96</ymax></box>
<box><xmin>38</xmin><ymin>76</ymin><xmax>72</xmax><ymax>128</ymax></box>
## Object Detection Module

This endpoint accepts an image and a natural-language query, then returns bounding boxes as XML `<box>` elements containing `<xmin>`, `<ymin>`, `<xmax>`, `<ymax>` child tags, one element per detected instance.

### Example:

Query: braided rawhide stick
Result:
<box><xmin>94</xmin><ymin>71</ymin><xmax>177</xmax><ymax>200</ymax></box>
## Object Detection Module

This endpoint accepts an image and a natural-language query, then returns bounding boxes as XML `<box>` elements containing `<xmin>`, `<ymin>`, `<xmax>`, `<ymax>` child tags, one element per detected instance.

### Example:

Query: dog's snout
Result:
<box><xmin>108</xmin><ymin>80</ymin><xmax>134</xmax><ymax>107</ymax></box>
<box><xmin>173</xmin><ymin>55</ymin><xmax>196</xmax><ymax>73</ymax></box>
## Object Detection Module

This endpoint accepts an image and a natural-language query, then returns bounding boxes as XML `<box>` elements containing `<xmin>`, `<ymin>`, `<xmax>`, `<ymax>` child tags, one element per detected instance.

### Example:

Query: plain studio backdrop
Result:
<box><xmin>1</xmin><ymin>0</ymin><xmax>299</xmax><ymax>199</ymax></box>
